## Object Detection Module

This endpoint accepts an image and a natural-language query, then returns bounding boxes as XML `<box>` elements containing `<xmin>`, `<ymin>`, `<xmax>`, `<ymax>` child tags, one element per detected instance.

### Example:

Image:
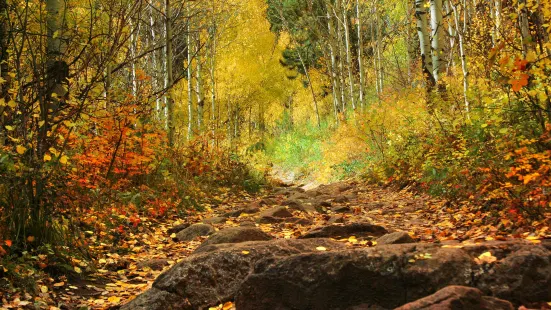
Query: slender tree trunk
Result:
<box><xmin>518</xmin><ymin>0</ymin><xmax>533</xmax><ymax>55</ymax></box>
<box><xmin>129</xmin><ymin>19</ymin><xmax>138</xmax><ymax>97</ymax></box>
<box><xmin>343</xmin><ymin>0</ymin><xmax>355</xmax><ymax>111</ymax></box>
<box><xmin>0</xmin><ymin>0</ymin><xmax>9</xmax><ymax>146</ymax></box>
<box><xmin>451</xmin><ymin>1</ymin><xmax>469</xmax><ymax>112</ymax></box>
<box><xmin>356</xmin><ymin>0</ymin><xmax>365</xmax><ymax>110</ymax></box>
<box><xmin>149</xmin><ymin>3</ymin><xmax>162</xmax><ymax>119</ymax></box>
<box><xmin>430</xmin><ymin>0</ymin><xmax>443</xmax><ymax>83</ymax></box>
<box><xmin>196</xmin><ymin>32</ymin><xmax>204</xmax><ymax>132</ymax></box>
<box><xmin>297</xmin><ymin>48</ymin><xmax>321</xmax><ymax>128</ymax></box>
<box><xmin>335</xmin><ymin>2</ymin><xmax>347</xmax><ymax>114</ymax></box>
<box><xmin>415</xmin><ymin>0</ymin><xmax>435</xmax><ymax>86</ymax></box>
<box><xmin>166</xmin><ymin>0</ymin><xmax>175</xmax><ymax>146</ymax></box>
<box><xmin>187</xmin><ymin>6</ymin><xmax>194</xmax><ymax>140</ymax></box>
<box><xmin>375</xmin><ymin>2</ymin><xmax>383</xmax><ymax>93</ymax></box>
<box><xmin>210</xmin><ymin>0</ymin><xmax>217</xmax><ymax>135</ymax></box>
<box><xmin>326</xmin><ymin>5</ymin><xmax>342</xmax><ymax>118</ymax></box>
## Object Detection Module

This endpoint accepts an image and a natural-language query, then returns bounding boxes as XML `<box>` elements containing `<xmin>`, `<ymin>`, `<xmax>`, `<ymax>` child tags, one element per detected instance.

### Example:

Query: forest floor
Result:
<box><xmin>2</xmin><ymin>177</ymin><xmax>549</xmax><ymax>310</ymax></box>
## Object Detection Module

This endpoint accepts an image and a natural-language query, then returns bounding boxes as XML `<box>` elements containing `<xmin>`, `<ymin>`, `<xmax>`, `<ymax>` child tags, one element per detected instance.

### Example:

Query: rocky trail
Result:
<box><xmin>26</xmin><ymin>180</ymin><xmax>551</xmax><ymax>310</ymax></box>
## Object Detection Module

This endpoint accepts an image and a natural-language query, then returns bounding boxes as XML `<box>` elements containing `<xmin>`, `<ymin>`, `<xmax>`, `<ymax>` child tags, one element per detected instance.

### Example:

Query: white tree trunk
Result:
<box><xmin>342</xmin><ymin>0</ymin><xmax>356</xmax><ymax>110</ymax></box>
<box><xmin>165</xmin><ymin>0</ymin><xmax>175</xmax><ymax>146</ymax></box>
<box><xmin>430</xmin><ymin>0</ymin><xmax>443</xmax><ymax>83</ymax></box>
<box><xmin>415</xmin><ymin>0</ymin><xmax>434</xmax><ymax>84</ymax></box>
<box><xmin>356</xmin><ymin>0</ymin><xmax>365</xmax><ymax>110</ymax></box>
<box><xmin>187</xmin><ymin>4</ymin><xmax>194</xmax><ymax>140</ymax></box>
<box><xmin>196</xmin><ymin>32</ymin><xmax>204</xmax><ymax>132</ymax></box>
<box><xmin>451</xmin><ymin>1</ymin><xmax>469</xmax><ymax>112</ymax></box>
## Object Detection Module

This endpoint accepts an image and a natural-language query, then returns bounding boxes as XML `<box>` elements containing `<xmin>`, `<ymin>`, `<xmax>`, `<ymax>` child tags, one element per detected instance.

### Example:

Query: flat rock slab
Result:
<box><xmin>259</xmin><ymin>206</ymin><xmax>293</xmax><ymax>218</ymax></box>
<box><xmin>121</xmin><ymin>239</ymin><xmax>346</xmax><ymax>310</ymax></box>
<box><xmin>195</xmin><ymin>227</ymin><xmax>273</xmax><ymax>252</ymax></box>
<box><xmin>299</xmin><ymin>222</ymin><xmax>388</xmax><ymax>239</ymax></box>
<box><xmin>395</xmin><ymin>286</ymin><xmax>514</xmax><ymax>310</ymax></box>
<box><xmin>176</xmin><ymin>223</ymin><xmax>215</xmax><ymax>242</ymax></box>
<box><xmin>376</xmin><ymin>231</ymin><xmax>415</xmax><ymax>245</ymax></box>
<box><xmin>235</xmin><ymin>241</ymin><xmax>551</xmax><ymax>310</ymax></box>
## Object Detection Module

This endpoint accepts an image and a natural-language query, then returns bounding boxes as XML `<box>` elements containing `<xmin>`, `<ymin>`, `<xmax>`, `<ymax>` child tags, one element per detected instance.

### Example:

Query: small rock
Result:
<box><xmin>195</xmin><ymin>227</ymin><xmax>273</xmax><ymax>251</ymax></box>
<box><xmin>240</xmin><ymin>221</ymin><xmax>256</xmax><ymax>227</ymax></box>
<box><xmin>327</xmin><ymin>215</ymin><xmax>344</xmax><ymax>224</ymax></box>
<box><xmin>282</xmin><ymin>199</ymin><xmax>318</xmax><ymax>213</ymax></box>
<box><xmin>202</xmin><ymin>216</ymin><xmax>227</xmax><ymax>225</ymax></box>
<box><xmin>223</xmin><ymin>203</ymin><xmax>260</xmax><ymax>217</ymax></box>
<box><xmin>376</xmin><ymin>231</ymin><xmax>415</xmax><ymax>245</ymax></box>
<box><xmin>338</xmin><ymin>184</ymin><xmax>353</xmax><ymax>192</ymax></box>
<box><xmin>259</xmin><ymin>198</ymin><xmax>277</xmax><ymax>206</ymax></box>
<box><xmin>332</xmin><ymin>205</ymin><xmax>351</xmax><ymax>213</ymax></box>
<box><xmin>257</xmin><ymin>217</ymin><xmax>312</xmax><ymax>225</ymax></box>
<box><xmin>300</xmin><ymin>222</ymin><xmax>387</xmax><ymax>239</ymax></box>
<box><xmin>260</xmin><ymin>206</ymin><xmax>293</xmax><ymax>218</ymax></box>
<box><xmin>167</xmin><ymin>223</ymin><xmax>190</xmax><ymax>235</ymax></box>
<box><xmin>137</xmin><ymin>259</ymin><xmax>169</xmax><ymax>271</ymax></box>
<box><xmin>176</xmin><ymin>223</ymin><xmax>215</xmax><ymax>242</ymax></box>
<box><xmin>333</xmin><ymin>195</ymin><xmax>349</xmax><ymax>203</ymax></box>
<box><xmin>395</xmin><ymin>286</ymin><xmax>514</xmax><ymax>310</ymax></box>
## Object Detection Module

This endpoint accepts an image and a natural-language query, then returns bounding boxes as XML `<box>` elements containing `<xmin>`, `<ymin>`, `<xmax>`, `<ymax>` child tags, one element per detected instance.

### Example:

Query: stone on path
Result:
<box><xmin>300</xmin><ymin>222</ymin><xmax>388</xmax><ymax>239</ymax></box>
<box><xmin>175</xmin><ymin>223</ymin><xmax>215</xmax><ymax>242</ymax></box>
<box><xmin>376</xmin><ymin>231</ymin><xmax>415</xmax><ymax>245</ymax></box>
<box><xmin>167</xmin><ymin>223</ymin><xmax>190</xmax><ymax>235</ymax></box>
<box><xmin>121</xmin><ymin>239</ymin><xmax>346</xmax><ymax>310</ymax></box>
<box><xmin>259</xmin><ymin>206</ymin><xmax>293</xmax><ymax>218</ymax></box>
<box><xmin>195</xmin><ymin>227</ymin><xmax>273</xmax><ymax>252</ymax></box>
<box><xmin>395</xmin><ymin>286</ymin><xmax>514</xmax><ymax>310</ymax></box>
<box><xmin>235</xmin><ymin>241</ymin><xmax>551</xmax><ymax>309</ymax></box>
<box><xmin>202</xmin><ymin>216</ymin><xmax>227</xmax><ymax>225</ymax></box>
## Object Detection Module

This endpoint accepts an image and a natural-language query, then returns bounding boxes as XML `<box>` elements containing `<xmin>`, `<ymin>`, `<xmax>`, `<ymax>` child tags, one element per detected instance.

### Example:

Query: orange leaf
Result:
<box><xmin>4</xmin><ymin>240</ymin><xmax>12</xmax><ymax>247</ymax></box>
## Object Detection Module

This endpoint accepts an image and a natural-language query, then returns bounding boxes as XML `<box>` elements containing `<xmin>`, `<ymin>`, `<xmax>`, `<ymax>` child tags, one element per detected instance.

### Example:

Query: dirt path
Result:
<box><xmin>15</xmin><ymin>180</ymin><xmax>546</xmax><ymax>309</ymax></box>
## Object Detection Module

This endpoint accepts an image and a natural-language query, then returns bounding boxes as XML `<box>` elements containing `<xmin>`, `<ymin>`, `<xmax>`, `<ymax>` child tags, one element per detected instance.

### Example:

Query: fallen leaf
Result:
<box><xmin>316</xmin><ymin>246</ymin><xmax>327</xmax><ymax>251</ymax></box>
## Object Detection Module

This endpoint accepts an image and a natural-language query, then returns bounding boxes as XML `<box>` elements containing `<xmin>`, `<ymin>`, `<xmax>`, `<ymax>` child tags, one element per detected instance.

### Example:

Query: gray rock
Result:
<box><xmin>235</xmin><ymin>243</ymin><xmax>474</xmax><ymax>309</ymax></box>
<box><xmin>300</xmin><ymin>222</ymin><xmax>388</xmax><ymax>239</ymax></box>
<box><xmin>137</xmin><ymin>259</ymin><xmax>169</xmax><ymax>271</ymax></box>
<box><xmin>395</xmin><ymin>286</ymin><xmax>514</xmax><ymax>310</ymax></box>
<box><xmin>202</xmin><ymin>216</ymin><xmax>227</xmax><ymax>225</ymax></box>
<box><xmin>176</xmin><ymin>223</ymin><xmax>215</xmax><ymax>242</ymax></box>
<box><xmin>259</xmin><ymin>206</ymin><xmax>293</xmax><ymax>218</ymax></box>
<box><xmin>167</xmin><ymin>223</ymin><xmax>190</xmax><ymax>235</ymax></box>
<box><xmin>327</xmin><ymin>215</ymin><xmax>344</xmax><ymax>224</ymax></box>
<box><xmin>376</xmin><ymin>231</ymin><xmax>415</xmax><ymax>245</ymax></box>
<box><xmin>195</xmin><ymin>227</ymin><xmax>273</xmax><ymax>251</ymax></box>
<box><xmin>121</xmin><ymin>239</ymin><xmax>346</xmax><ymax>310</ymax></box>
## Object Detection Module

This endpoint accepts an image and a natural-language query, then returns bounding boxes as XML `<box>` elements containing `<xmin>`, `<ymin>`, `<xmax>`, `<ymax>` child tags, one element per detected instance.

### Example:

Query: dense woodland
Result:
<box><xmin>0</xmin><ymin>0</ymin><xmax>551</xmax><ymax>307</ymax></box>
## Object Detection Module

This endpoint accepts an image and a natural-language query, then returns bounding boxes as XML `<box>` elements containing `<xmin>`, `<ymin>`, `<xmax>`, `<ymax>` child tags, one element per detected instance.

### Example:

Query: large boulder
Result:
<box><xmin>395</xmin><ymin>286</ymin><xmax>514</xmax><ymax>310</ymax></box>
<box><xmin>176</xmin><ymin>223</ymin><xmax>215</xmax><ymax>242</ymax></box>
<box><xmin>121</xmin><ymin>239</ymin><xmax>346</xmax><ymax>310</ymax></box>
<box><xmin>195</xmin><ymin>227</ymin><xmax>273</xmax><ymax>252</ymax></box>
<box><xmin>235</xmin><ymin>241</ymin><xmax>551</xmax><ymax>309</ymax></box>
<box><xmin>300</xmin><ymin>222</ymin><xmax>388</xmax><ymax>239</ymax></box>
<box><xmin>235</xmin><ymin>243</ymin><xmax>474</xmax><ymax>309</ymax></box>
<box><xmin>475</xmin><ymin>244</ymin><xmax>551</xmax><ymax>306</ymax></box>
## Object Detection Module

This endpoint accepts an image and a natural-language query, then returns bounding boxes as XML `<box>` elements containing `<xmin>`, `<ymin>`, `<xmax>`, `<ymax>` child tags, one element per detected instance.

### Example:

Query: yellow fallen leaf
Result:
<box><xmin>44</xmin><ymin>154</ymin><xmax>52</xmax><ymax>162</ymax></box>
<box><xmin>16</xmin><ymin>145</ymin><xmax>26</xmax><ymax>155</ymax></box>
<box><xmin>108</xmin><ymin>296</ymin><xmax>121</xmax><ymax>303</ymax></box>
<box><xmin>53</xmin><ymin>282</ymin><xmax>65</xmax><ymax>287</ymax></box>
<box><xmin>59</xmin><ymin>155</ymin><xmax>68</xmax><ymax>164</ymax></box>
<box><xmin>475</xmin><ymin>251</ymin><xmax>497</xmax><ymax>264</ymax></box>
<box><xmin>74</xmin><ymin>266</ymin><xmax>82</xmax><ymax>273</ymax></box>
<box><xmin>241</xmin><ymin>250</ymin><xmax>250</xmax><ymax>255</ymax></box>
<box><xmin>40</xmin><ymin>285</ymin><xmax>48</xmax><ymax>293</ymax></box>
<box><xmin>316</xmin><ymin>246</ymin><xmax>327</xmax><ymax>251</ymax></box>
<box><xmin>170</xmin><ymin>233</ymin><xmax>177</xmax><ymax>238</ymax></box>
